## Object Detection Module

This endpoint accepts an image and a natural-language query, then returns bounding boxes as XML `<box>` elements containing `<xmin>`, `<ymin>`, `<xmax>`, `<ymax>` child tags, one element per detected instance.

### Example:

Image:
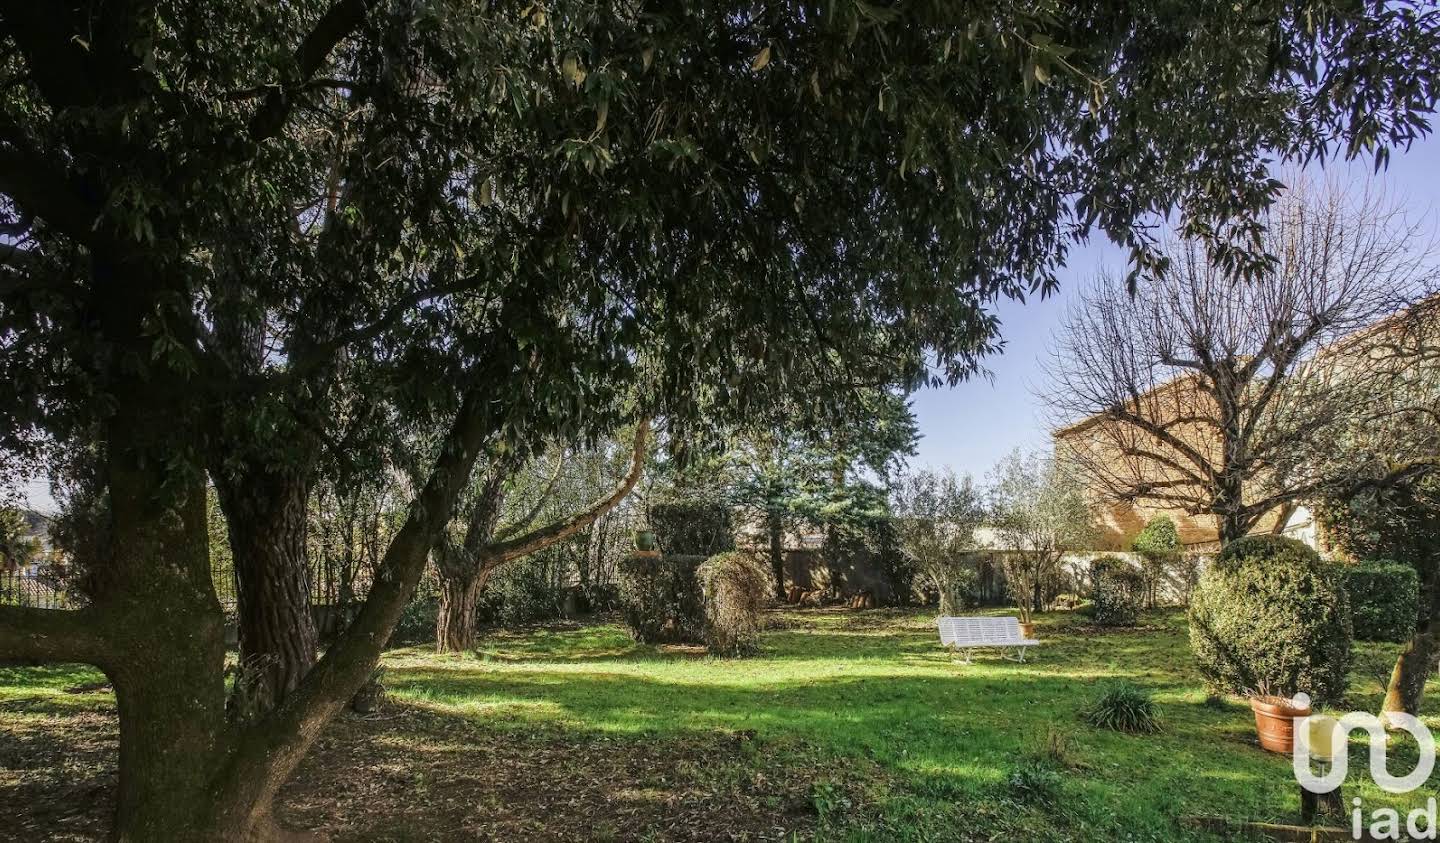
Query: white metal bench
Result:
<box><xmin>937</xmin><ymin>616</ymin><xmax>1038</xmax><ymax>663</ymax></box>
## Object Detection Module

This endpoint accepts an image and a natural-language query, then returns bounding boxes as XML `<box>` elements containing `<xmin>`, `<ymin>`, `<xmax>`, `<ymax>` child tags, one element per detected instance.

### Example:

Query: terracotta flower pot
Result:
<box><xmin>1019</xmin><ymin>622</ymin><xmax>1037</xmax><ymax>639</ymax></box>
<box><xmin>1250</xmin><ymin>695</ymin><xmax>1311</xmax><ymax>754</ymax></box>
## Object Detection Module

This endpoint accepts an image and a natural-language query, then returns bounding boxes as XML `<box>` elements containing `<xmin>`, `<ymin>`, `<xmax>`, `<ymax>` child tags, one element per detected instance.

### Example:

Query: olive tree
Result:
<box><xmin>989</xmin><ymin>449</ymin><xmax>1096</xmax><ymax>623</ymax></box>
<box><xmin>2</xmin><ymin>2</ymin><xmax>1437</xmax><ymax>839</ymax></box>
<box><xmin>891</xmin><ymin>468</ymin><xmax>985</xmax><ymax>613</ymax></box>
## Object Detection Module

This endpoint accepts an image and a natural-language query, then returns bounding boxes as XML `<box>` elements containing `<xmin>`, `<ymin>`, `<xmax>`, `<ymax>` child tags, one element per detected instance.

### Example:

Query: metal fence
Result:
<box><xmin>0</xmin><ymin>570</ymin><xmax>73</xmax><ymax>609</ymax></box>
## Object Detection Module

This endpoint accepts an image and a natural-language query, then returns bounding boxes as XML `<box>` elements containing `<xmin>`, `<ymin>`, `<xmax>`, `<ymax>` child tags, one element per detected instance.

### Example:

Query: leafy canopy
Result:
<box><xmin>4</xmin><ymin>1</ymin><xmax>1439</xmax><ymax>474</ymax></box>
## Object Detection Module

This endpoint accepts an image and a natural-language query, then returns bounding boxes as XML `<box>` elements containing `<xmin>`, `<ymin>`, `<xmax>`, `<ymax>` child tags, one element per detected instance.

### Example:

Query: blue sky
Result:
<box><xmin>909</xmin><ymin>138</ymin><xmax>1440</xmax><ymax>480</ymax></box>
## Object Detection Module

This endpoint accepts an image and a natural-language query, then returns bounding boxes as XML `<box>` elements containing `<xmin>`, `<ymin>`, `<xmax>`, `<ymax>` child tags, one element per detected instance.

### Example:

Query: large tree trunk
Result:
<box><xmin>87</xmin><ymin>263</ymin><xmax>235</xmax><ymax>838</ymax></box>
<box><xmin>436</xmin><ymin>568</ymin><xmax>485</xmax><ymax>653</ymax></box>
<box><xmin>214</xmin><ymin>464</ymin><xmax>319</xmax><ymax>712</ymax></box>
<box><xmin>1382</xmin><ymin>628</ymin><xmax>1437</xmax><ymax>721</ymax></box>
<box><xmin>105</xmin><ymin>432</ymin><xmax>232</xmax><ymax>838</ymax></box>
<box><xmin>1383</xmin><ymin>566</ymin><xmax>1440</xmax><ymax>722</ymax></box>
<box><xmin>767</xmin><ymin>513</ymin><xmax>786</xmax><ymax>601</ymax></box>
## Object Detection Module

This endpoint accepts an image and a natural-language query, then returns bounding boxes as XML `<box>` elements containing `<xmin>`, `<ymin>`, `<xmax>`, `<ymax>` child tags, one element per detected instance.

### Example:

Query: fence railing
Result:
<box><xmin>0</xmin><ymin>570</ymin><xmax>73</xmax><ymax>610</ymax></box>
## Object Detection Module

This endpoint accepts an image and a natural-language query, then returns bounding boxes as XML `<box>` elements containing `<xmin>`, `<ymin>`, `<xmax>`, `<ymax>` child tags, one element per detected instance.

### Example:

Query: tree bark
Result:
<box><xmin>767</xmin><ymin>513</ymin><xmax>786</xmax><ymax>601</ymax></box>
<box><xmin>200</xmin><ymin>387</ymin><xmax>498</xmax><ymax>837</ymax></box>
<box><xmin>431</xmin><ymin>422</ymin><xmax>650</xmax><ymax>652</ymax></box>
<box><xmin>436</xmin><ymin>569</ymin><xmax>484</xmax><ymax>652</ymax></box>
<box><xmin>1382</xmin><ymin>627</ymin><xmax>1437</xmax><ymax>721</ymax></box>
<box><xmin>214</xmin><ymin>464</ymin><xmax>319</xmax><ymax>712</ymax></box>
<box><xmin>1383</xmin><ymin>566</ymin><xmax>1440</xmax><ymax>722</ymax></box>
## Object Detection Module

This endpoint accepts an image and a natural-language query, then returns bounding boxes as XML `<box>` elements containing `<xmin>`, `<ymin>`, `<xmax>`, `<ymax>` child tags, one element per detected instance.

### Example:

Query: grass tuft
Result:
<box><xmin>1084</xmin><ymin>681</ymin><xmax>1163</xmax><ymax>734</ymax></box>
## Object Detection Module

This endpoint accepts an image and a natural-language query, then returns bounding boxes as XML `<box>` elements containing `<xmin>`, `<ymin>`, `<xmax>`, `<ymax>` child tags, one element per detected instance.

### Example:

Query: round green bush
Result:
<box><xmin>1089</xmin><ymin>556</ymin><xmax>1144</xmax><ymax>627</ymax></box>
<box><xmin>617</xmin><ymin>553</ymin><xmax>705</xmax><ymax>644</ymax></box>
<box><xmin>697</xmin><ymin>551</ymin><xmax>772</xmax><ymax>656</ymax></box>
<box><xmin>1188</xmin><ymin>536</ymin><xmax>1352</xmax><ymax>706</ymax></box>
<box><xmin>1339</xmin><ymin>560</ymin><xmax>1419</xmax><ymax>643</ymax></box>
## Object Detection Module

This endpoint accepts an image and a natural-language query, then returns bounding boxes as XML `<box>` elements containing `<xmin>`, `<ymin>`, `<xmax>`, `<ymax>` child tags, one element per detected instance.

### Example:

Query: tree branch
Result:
<box><xmin>0</xmin><ymin>606</ymin><xmax>108</xmax><ymax>665</ymax></box>
<box><xmin>492</xmin><ymin>451</ymin><xmax>567</xmax><ymax>543</ymax></box>
<box><xmin>479</xmin><ymin>421</ymin><xmax>649</xmax><ymax>569</ymax></box>
<box><xmin>247</xmin><ymin>0</ymin><xmax>381</xmax><ymax>144</ymax></box>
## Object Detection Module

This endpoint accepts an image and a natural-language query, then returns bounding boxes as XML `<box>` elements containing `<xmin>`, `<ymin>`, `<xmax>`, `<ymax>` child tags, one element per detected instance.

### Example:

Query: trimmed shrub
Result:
<box><xmin>1089</xmin><ymin>556</ymin><xmax>1144</xmax><ymax>627</ymax></box>
<box><xmin>649</xmin><ymin>501</ymin><xmax>736</xmax><ymax>556</ymax></box>
<box><xmin>1188</xmin><ymin>536</ymin><xmax>1352</xmax><ymax>706</ymax></box>
<box><xmin>1132</xmin><ymin>516</ymin><xmax>1180</xmax><ymax>560</ymax></box>
<box><xmin>1339</xmin><ymin>560</ymin><xmax>1419</xmax><ymax>643</ymax></box>
<box><xmin>698</xmin><ymin>551</ymin><xmax>772</xmax><ymax>656</ymax></box>
<box><xmin>1085</xmin><ymin>682</ymin><xmax>1162</xmax><ymax>734</ymax></box>
<box><xmin>617</xmin><ymin>553</ymin><xmax>705</xmax><ymax>644</ymax></box>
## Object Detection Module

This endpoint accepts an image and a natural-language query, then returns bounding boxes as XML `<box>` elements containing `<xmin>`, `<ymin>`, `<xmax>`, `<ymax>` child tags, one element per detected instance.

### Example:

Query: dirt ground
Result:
<box><xmin>1</xmin><ymin>694</ymin><xmax>822</xmax><ymax>842</ymax></box>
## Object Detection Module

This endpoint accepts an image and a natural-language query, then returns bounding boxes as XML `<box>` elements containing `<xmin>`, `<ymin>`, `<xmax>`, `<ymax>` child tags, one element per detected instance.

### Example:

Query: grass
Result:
<box><xmin>3</xmin><ymin>607</ymin><xmax>1438</xmax><ymax>840</ymax></box>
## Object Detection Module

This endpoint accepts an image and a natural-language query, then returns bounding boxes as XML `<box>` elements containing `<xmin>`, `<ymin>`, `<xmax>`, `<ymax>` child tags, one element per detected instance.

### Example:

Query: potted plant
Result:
<box><xmin>633</xmin><ymin>528</ymin><xmax>657</xmax><ymax>552</ymax></box>
<box><xmin>1248</xmin><ymin>686</ymin><xmax>1311</xmax><ymax>754</ymax></box>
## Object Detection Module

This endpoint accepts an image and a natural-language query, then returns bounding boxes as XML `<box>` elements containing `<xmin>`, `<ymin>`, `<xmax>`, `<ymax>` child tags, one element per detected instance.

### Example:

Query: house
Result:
<box><xmin>1052</xmin><ymin>297</ymin><xmax>1438</xmax><ymax>554</ymax></box>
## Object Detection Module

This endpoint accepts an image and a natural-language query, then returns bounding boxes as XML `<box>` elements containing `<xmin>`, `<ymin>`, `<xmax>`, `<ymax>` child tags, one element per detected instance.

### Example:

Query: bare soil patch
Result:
<box><xmin>1</xmin><ymin>695</ymin><xmax>826</xmax><ymax>842</ymax></box>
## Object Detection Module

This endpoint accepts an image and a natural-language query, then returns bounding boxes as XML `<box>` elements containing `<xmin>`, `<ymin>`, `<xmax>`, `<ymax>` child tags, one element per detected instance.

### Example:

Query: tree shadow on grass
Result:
<box><xmin>384</xmin><ymin>657</ymin><xmax>1304</xmax><ymax>836</ymax></box>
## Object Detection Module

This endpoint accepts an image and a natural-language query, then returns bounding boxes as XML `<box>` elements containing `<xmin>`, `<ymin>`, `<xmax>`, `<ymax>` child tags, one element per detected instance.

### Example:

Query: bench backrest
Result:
<box><xmin>937</xmin><ymin>616</ymin><xmax>1023</xmax><ymax>646</ymax></box>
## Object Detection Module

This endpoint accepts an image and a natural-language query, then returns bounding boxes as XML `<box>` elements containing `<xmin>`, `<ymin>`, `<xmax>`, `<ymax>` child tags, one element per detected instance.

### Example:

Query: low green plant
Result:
<box><xmin>1006</xmin><ymin>757</ymin><xmax>1063</xmax><ymax>805</ymax></box>
<box><xmin>1085</xmin><ymin>682</ymin><xmax>1162</xmax><ymax>734</ymax></box>
<box><xmin>1338</xmin><ymin>560</ymin><xmax>1419</xmax><ymax>643</ymax></box>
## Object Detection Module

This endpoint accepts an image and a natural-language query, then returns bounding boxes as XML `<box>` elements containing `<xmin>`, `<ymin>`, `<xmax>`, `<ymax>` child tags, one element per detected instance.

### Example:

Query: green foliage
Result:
<box><xmin>1006</xmin><ymin>757</ymin><xmax>1063</xmax><ymax>805</ymax></box>
<box><xmin>1131</xmin><ymin>517</ymin><xmax>1180</xmax><ymax>561</ymax></box>
<box><xmin>697</xmin><ymin>551</ymin><xmax>771</xmax><ymax>657</ymax></box>
<box><xmin>1089</xmin><ymin>556</ymin><xmax>1144</xmax><ymax>627</ymax></box>
<box><xmin>1188</xmin><ymin>536</ymin><xmax>1352</xmax><ymax>705</ymax></box>
<box><xmin>648</xmin><ymin>502</ymin><xmax>735</xmax><ymax>557</ymax></box>
<box><xmin>0</xmin><ymin>507</ymin><xmax>39</xmax><ymax>567</ymax></box>
<box><xmin>1085</xmin><ymin>682</ymin><xmax>1162</xmax><ymax>734</ymax></box>
<box><xmin>617</xmin><ymin>554</ymin><xmax>705</xmax><ymax>644</ymax></box>
<box><xmin>392</xmin><ymin>597</ymin><xmax>440</xmax><ymax>646</ymax></box>
<box><xmin>1339</xmin><ymin>561</ymin><xmax>1419</xmax><ymax>643</ymax></box>
<box><xmin>477</xmin><ymin>555</ymin><xmax>569</xmax><ymax>627</ymax></box>
<box><xmin>821</xmin><ymin>513</ymin><xmax>914</xmax><ymax>607</ymax></box>
<box><xmin>891</xmin><ymin>468</ymin><xmax>985</xmax><ymax>614</ymax></box>
<box><xmin>1319</xmin><ymin>477</ymin><xmax>1440</xmax><ymax>629</ymax></box>
<box><xmin>989</xmin><ymin>450</ymin><xmax>1096</xmax><ymax>623</ymax></box>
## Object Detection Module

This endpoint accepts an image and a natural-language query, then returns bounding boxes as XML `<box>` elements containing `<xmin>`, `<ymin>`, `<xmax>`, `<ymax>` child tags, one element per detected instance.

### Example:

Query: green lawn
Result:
<box><xmin>3</xmin><ymin>607</ymin><xmax>1437</xmax><ymax>841</ymax></box>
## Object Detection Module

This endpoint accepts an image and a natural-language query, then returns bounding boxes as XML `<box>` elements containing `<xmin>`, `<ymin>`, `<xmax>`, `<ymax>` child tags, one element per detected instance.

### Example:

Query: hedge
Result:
<box><xmin>649</xmin><ymin>501</ymin><xmax>736</xmax><ymax>556</ymax></box>
<box><xmin>1089</xmin><ymin>556</ymin><xmax>1144</xmax><ymax>627</ymax></box>
<box><xmin>617</xmin><ymin>553</ymin><xmax>705</xmax><ymax>644</ymax></box>
<box><xmin>1339</xmin><ymin>560</ymin><xmax>1419</xmax><ymax>643</ymax></box>
<box><xmin>1188</xmin><ymin>536</ymin><xmax>1351</xmax><ymax>706</ymax></box>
